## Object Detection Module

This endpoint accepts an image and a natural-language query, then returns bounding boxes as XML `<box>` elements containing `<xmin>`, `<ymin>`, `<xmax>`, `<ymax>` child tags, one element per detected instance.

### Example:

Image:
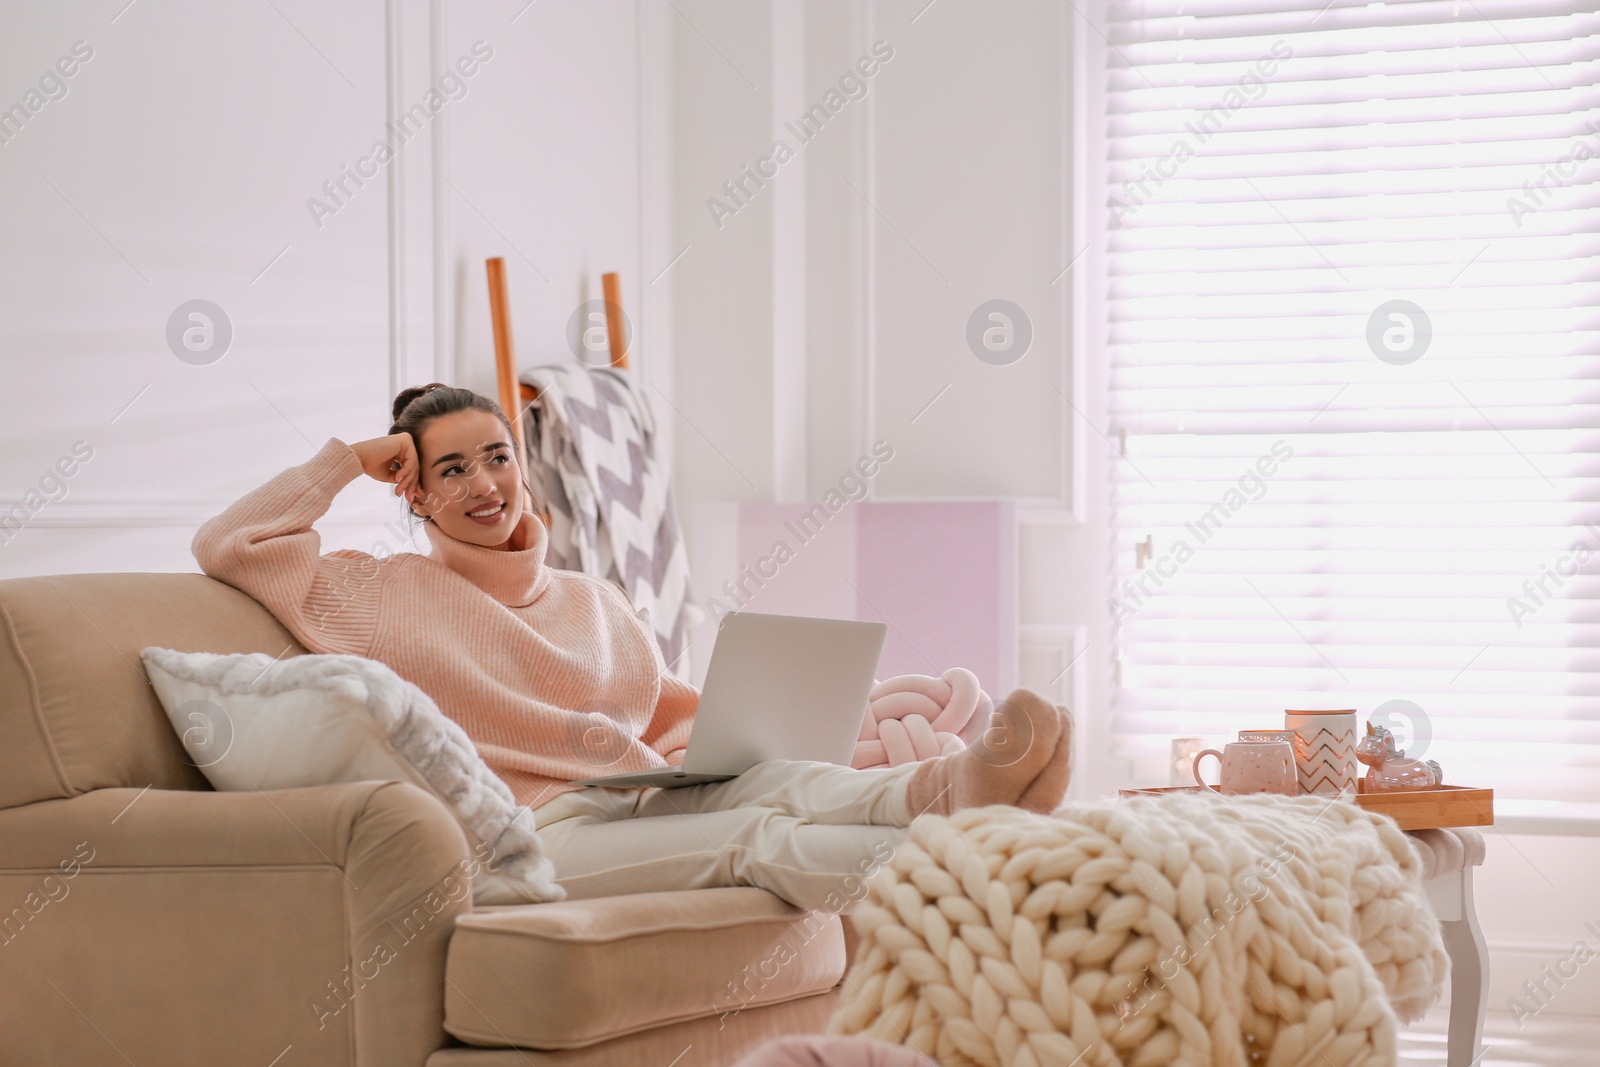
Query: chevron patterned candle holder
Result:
<box><xmin>1285</xmin><ymin>709</ymin><xmax>1358</xmax><ymax>796</ymax></box>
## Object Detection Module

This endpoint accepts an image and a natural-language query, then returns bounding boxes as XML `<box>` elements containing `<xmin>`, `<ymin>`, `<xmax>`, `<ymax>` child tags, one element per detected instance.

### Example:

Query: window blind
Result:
<box><xmin>1101</xmin><ymin>0</ymin><xmax>1600</xmax><ymax>802</ymax></box>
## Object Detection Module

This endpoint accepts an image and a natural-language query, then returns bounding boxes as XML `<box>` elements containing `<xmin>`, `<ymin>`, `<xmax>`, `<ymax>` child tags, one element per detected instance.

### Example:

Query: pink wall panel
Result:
<box><xmin>727</xmin><ymin>502</ymin><xmax>857</xmax><ymax>621</ymax></box>
<box><xmin>730</xmin><ymin>500</ymin><xmax>1015</xmax><ymax>695</ymax></box>
<box><xmin>855</xmin><ymin>502</ymin><xmax>1012</xmax><ymax>695</ymax></box>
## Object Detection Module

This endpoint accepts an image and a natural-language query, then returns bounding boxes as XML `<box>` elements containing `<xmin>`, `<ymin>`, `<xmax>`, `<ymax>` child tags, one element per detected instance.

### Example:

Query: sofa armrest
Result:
<box><xmin>0</xmin><ymin>781</ymin><xmax>472</xmax><ymax>1067</ymax></box>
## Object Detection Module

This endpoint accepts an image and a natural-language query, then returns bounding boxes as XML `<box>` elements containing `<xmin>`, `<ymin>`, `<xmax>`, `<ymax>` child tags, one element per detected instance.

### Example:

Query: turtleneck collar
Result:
<box><xmin>423</xmin><ymin>509</ymin><xmax>552</xmax><ymax>608</ymax></box>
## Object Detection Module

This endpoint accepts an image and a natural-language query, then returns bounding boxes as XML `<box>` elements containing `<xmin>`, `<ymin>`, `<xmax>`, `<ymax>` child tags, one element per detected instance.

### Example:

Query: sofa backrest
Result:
<box><xmin>0</xmin><ymin>572</ymin><xmax>307</xmax><ymax>810</ymax></box>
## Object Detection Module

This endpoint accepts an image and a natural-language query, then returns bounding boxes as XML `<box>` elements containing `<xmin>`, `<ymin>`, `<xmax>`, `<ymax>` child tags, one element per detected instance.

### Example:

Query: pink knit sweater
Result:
<box><xmin>191</xmin><ymin>437</ymin><xmax>698</xmax><ymax>808</ymax></box>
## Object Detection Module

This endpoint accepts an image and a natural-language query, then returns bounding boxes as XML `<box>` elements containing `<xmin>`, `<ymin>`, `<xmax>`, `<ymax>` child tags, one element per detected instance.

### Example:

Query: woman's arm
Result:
<box><xmin>593</xmin><ymin>577</ymin><xmax>700</xmax><ymax>766</ymax></box>
<box><xmin>191</xmin><ymin>435</ymin><xmax>418</xmax><ymax>658</ymax></box>
<box><xmin>642</xmin><ymin>670</ymin><xmax>698</xmax><ymax>766</ymax></box>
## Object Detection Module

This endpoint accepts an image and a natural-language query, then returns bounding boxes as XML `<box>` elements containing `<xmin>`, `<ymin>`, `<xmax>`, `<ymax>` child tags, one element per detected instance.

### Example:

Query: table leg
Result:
<box><xmin>1437</xmin><ymin>867</ymin><xmax>1489</xmax><ymax>1067</ymax></box>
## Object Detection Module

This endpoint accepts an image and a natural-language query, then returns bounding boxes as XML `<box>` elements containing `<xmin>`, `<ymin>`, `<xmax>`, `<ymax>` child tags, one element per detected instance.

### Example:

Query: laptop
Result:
<box><xmin>571</xmin><ymin>611</ymin><xmax>888</xmax><ymax>789</ymax></box>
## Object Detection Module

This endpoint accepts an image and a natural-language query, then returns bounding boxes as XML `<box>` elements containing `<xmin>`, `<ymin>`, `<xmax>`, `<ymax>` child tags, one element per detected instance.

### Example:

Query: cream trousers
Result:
<box><xmin>532</xmin><ymin>760</ymin><xmax>922</xmax><ymax>910</ymax></box>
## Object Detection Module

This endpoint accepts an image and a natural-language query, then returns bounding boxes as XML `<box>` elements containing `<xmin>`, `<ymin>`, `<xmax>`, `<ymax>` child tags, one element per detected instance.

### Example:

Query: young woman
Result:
<box><xmin>193</xmin><ymin>383</ymin><xmax>1072</xmax><ymax>909</ymax></box>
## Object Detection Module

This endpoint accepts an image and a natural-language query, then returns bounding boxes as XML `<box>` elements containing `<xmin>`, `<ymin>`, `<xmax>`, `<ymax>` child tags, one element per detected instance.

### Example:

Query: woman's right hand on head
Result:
<box><xmin>350</xmin><ymin>433</ymin><xmax>420</xmax><ymax>505</ymax></box>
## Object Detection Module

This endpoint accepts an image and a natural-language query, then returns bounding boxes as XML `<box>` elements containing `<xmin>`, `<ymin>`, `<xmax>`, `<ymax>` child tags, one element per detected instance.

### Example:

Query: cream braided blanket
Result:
<box><xmin>829</xmin><ymin>794</ymin><xmax>1448</xmax><ymax>1067</ymax></box>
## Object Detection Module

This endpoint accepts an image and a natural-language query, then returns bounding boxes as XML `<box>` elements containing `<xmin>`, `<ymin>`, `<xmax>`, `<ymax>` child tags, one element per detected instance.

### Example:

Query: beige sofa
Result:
<box><xmin>0</xmin><ymin>572</ymin><xmax>852</xmax><ymax>1067</ymax></box>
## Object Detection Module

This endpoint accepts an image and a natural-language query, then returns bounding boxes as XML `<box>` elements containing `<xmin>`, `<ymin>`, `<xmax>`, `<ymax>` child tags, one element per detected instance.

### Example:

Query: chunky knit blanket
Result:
<box><xmin>829</xmin><ymin>794</ymin><xmax>1448</xmax><ymax>1067</ymax></box>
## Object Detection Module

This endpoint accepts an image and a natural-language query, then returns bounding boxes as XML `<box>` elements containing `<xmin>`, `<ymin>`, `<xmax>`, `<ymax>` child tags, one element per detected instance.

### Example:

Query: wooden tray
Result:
<box><xmin>1117</xmin><ymin>783</ymin><xmax>1495</xmax><ymax>832</ymax></box>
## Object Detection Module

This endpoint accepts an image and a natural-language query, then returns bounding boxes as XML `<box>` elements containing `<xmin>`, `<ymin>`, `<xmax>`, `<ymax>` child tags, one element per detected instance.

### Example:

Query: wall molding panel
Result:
<box><xmin>1</xmin><ymin>0</ymin><xmax>659</xmax><ymax>576</ymax></box>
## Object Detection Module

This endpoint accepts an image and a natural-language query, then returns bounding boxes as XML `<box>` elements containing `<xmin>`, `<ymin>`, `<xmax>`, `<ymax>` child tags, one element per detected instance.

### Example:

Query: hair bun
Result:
<box><xmin>391</xmin><ymin>382</ymin><xmax>448</xmax><ymax>422</ymax></box>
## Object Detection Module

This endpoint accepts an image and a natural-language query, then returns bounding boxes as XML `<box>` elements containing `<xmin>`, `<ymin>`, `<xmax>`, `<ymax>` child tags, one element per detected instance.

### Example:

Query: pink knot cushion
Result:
<box><xmin>732</xmin><ymin>1035</ymin><xmax>937</xmax><ymax>1067</ymax></box>
<box><xmin>851</xmin><ymin>667</ymin><xmax>990</xmax><ymax>770</ymax></box>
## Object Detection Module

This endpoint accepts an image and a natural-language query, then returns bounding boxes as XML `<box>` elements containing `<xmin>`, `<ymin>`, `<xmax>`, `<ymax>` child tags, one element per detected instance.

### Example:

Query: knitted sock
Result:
<box><xmin>1015</xmin><ymin>702</ymin><xmax>1074</xmax><ymax>814</ymax></box>
<box><xmin>903</xmin><ymin>688</ymin><xmax>1068</xmax><ymax>818</ymax></box>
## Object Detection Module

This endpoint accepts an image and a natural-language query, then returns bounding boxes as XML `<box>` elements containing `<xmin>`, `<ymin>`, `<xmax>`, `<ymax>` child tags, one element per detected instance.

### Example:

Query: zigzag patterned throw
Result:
<box><xmin>519</xmin><ymin>365</ymin><xmax>703</xmax><ymax>680</ymax></box>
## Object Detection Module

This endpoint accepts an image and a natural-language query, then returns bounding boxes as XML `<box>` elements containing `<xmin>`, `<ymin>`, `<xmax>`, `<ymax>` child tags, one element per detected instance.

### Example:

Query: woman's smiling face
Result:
<box><xmin>411</xmin><ymin>409</ymin><xmax>524</xmax><ymax>548</ymax></box>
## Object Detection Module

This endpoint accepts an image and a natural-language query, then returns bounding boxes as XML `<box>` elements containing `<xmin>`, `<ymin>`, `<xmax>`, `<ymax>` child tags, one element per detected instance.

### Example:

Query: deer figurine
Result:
<box><xmin>1356</xmin><ymin>721</ymin><xmax>1443</xmax><ymax>792</ymax></box>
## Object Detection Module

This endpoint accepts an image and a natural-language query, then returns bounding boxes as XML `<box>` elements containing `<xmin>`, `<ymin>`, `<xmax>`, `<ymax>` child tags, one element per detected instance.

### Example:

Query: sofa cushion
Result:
<box><xmin>444</xmin><ymin>887</ymin><xmax>847</xmax><ymax>1049</ymax></box>
<box><xmin>1407</xmin><ymin>827</ymin><xmax>1486</xmax><ymax>880</ymax></box>
<box><xmin>426</xmin><ymin>990</ymin><xmax>840</xmax><ymax>1067</ymax></box>
<box><xmin>0</xmin><ymin>573</ymin><xmax>308</xmax><ymax>810</ymax></box>
<box><xmin>141</xmin><ymin>645</ymin><xmax>563</xmax><ymax>905</ymax></box>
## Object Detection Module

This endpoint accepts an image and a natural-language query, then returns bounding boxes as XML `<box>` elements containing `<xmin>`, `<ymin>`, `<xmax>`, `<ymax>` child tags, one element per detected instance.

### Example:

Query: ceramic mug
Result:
<box><xmin>1191</xmin><ymin>740</ymin><xmax>1297</xmax><ymax>795</ymax></box>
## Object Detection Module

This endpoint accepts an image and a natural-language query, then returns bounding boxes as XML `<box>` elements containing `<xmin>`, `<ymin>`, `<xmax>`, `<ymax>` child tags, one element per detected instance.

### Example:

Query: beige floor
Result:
<box><xmin>1399</xmin><ymin>1006</ymin><xmax>1600</xmax><ymax>1066</ymax></box>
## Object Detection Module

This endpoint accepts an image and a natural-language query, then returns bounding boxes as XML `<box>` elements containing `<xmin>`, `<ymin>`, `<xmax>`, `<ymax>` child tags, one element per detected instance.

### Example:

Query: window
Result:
<box><xmin>1100</xmin><ymin>0</ymin><xmax>1600</xmax><ymax>802</ymax></box>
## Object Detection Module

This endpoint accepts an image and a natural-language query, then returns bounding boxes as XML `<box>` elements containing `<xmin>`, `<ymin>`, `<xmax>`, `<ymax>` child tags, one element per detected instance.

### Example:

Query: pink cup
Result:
<box><xmin>1191</xmin><ymin>740</ymin><xmax>1297</xmax><ymax>796</ymax></box>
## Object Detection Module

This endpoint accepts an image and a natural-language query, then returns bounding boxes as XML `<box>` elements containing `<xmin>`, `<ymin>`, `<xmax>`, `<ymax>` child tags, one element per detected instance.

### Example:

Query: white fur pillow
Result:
<box><xmin>140</xmin><ymin>646</ymin><xmax>564</xmax><ymax>906</ymax></box>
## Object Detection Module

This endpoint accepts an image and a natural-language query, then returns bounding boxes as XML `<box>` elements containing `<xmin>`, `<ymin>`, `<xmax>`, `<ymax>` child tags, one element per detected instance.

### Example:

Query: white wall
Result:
<box><xmin>671</xmin><ymin>0</ymin><xmax>1079</xmax><ymax>705</ymax></box>
<box><xmin>668</xmin><ymin>0</ymin><xmax>1072</xmax><ymax>503</ymax></box>
<box><xmin>0</xmin><ymin>1</ymin><xmax>390</xmax><ymax>570</ymax></box>
<box><xmin>1474</xmin><ymin>832</ymin><xmax>1600</xmax><ymax>1017</ymax></box>
<box><xmin>0</xmin><ymin>0</ymin><xmax>670</xmax><ymax>576</ymax></box>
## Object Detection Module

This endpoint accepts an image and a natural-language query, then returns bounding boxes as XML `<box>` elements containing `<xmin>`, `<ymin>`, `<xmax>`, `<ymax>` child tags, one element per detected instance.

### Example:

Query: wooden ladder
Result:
<box><xmin>485</xmin><ymin>258</ymin><xmax>629</xmax><ymax>524</ymax></box>
<box><xmin>485</xmin><ymin>258</ymin><xmax>629</xmax><ymax>454</ymax></box>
